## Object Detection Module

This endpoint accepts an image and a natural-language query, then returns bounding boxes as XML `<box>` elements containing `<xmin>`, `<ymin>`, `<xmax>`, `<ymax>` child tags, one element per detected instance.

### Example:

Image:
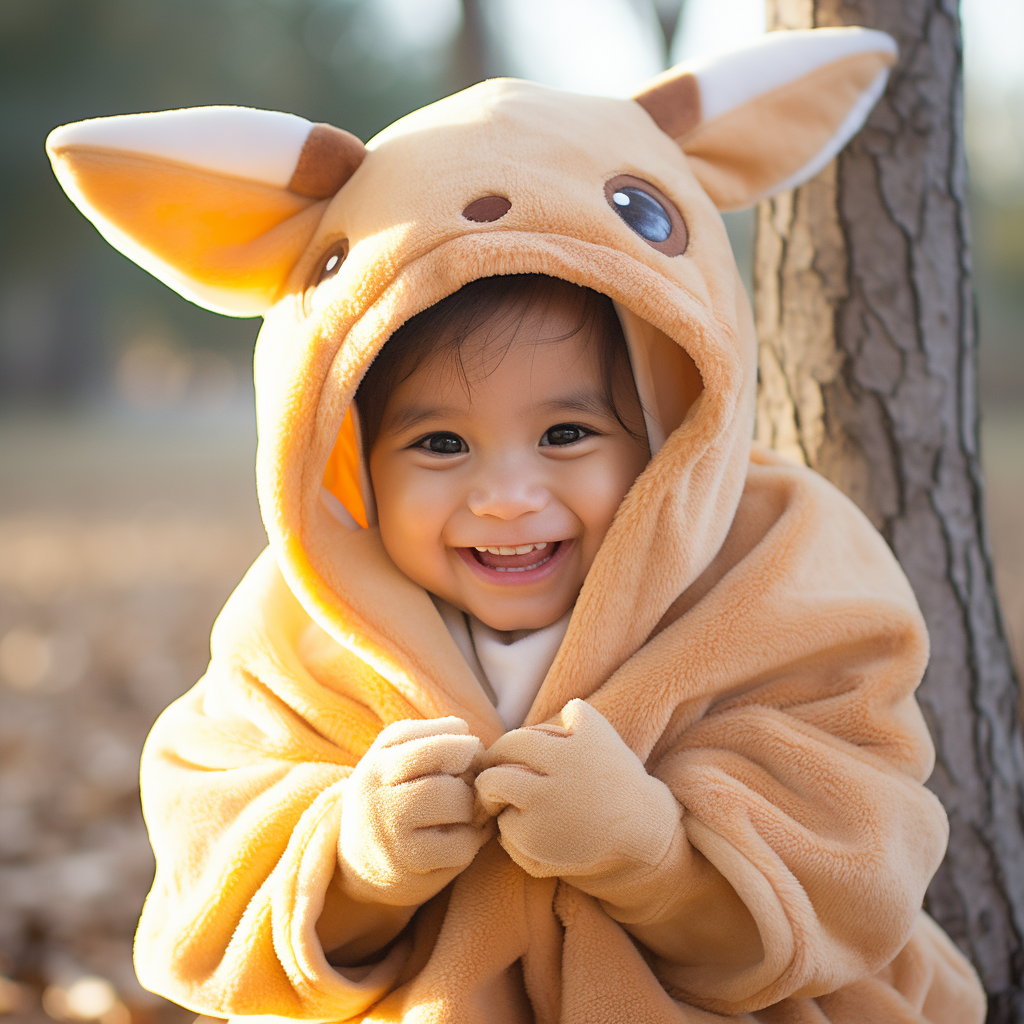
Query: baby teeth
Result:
<box><xmin>473</xmin><ymin>542</ymin><xmax>550</xmax><ymax>555</ymax></box>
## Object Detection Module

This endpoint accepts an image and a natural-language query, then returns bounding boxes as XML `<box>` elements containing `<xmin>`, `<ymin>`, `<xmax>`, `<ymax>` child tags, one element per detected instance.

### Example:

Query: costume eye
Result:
<box><xmin>604</xmin><ymin>175</ymin><xmax>688</xmax><ymax>256</ymax></box>
<box><xmin>303</xmin><ymin>241</ymin><xmax>350</xmax><ymax>315</ymax></box>
<box><xmin>315</xmin><ymin>241</ymin><xmax>348</xmax><ymax>286</ymax></box>
<box><xmin>610</xmin><ymin>187</ymin><xmax>670</xmax><ymax>242</ymax></box>
<box><xmin>416</xmin><ymin>432</ymin><xmax>467</xmax><ymax>454</ymax></box>
<box><xmin>540</xmin><ymin>424</ymin><xmax>590</xmax><ymax>446</ymax></box>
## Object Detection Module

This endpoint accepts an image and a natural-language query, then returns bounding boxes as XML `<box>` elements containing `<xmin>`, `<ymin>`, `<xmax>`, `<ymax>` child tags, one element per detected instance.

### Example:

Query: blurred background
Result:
<box><xmin>0</xmin><ymin>1</ymin><xmax>1020</xmax><ymax>1021</ymax></box>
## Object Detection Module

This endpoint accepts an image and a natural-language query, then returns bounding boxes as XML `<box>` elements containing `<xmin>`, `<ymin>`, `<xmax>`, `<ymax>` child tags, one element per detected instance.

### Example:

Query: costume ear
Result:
<box><xmin>633</xmin><ymin>28</ymin><xmax>897</xmax><ymax>212</ymax></box>
<box><xmin>46</xmin><ymin>106</ymin><xmax>366</xmax><ymax>316</ymax></box>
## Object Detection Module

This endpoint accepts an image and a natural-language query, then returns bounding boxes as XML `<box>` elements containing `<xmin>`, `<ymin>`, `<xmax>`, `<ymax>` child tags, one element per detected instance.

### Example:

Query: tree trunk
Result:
<box><xmin>453</xmin><ymin>0</ymin><xmax>490</xmax><ymax>88</ymax></box>
<box><xmin>754</xmin><ymin>2</ymin><xmax>1024</xmax><ymax>1019</ymax></box>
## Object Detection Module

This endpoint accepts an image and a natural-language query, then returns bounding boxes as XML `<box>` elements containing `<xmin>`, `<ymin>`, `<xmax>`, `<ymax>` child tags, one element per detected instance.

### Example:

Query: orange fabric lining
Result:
<box><xmin>52</xmin><ymin>146</ymin><xmax>317</xmax><ymax>294</ymax></box>
<box><xmin>322</xmin><ymin>407</ymin><xmax>368</xmax><ymax>528</ymax></box>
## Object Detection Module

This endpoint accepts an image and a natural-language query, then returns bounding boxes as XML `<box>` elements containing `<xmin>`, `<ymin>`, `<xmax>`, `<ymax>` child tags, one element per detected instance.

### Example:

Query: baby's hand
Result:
<box><xmin>475</xmin><ymin>700</ymin><xmax>679</xmax><ymax>890</ymax></box>
<box><xmin>339</xmin><ymin>717</ymin><xmax>493</xmax><ymax>907</ymax></box>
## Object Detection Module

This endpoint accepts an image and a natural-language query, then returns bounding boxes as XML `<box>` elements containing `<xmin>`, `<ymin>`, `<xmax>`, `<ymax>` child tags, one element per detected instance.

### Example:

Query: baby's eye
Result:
<box><xmin>540</xmin><ymin>424</ymin><xmax>591</xmax><ymax>446</ymax></box>
<box><xmin>416</xmin><ymin>432</ymin><xmax>468</xmax><ymax>454</ymax></box>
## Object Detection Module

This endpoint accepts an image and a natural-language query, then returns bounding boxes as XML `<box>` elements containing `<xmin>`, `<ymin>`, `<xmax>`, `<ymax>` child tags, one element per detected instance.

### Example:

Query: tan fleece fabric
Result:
<box><xmin>337</xmin><ymin>717</ymin><xmax>492</xmax><ymax>909</ymax></box>
<box><xmin>476</xmin><ymin>699</ymin><xmax>684</xmax><ymax>888</ymax></box>
<box><xmin>136</xmin><ymin>452</ymin><xmax>984</xmax><ymax>1022</ymax></box>
<box><xmin>44</xmin><ymin>42</ymin><xmax>984</xmax><ymax>1024</ymax></box>
<box><xmin>678</xmin><ymin>51</ymin><xmax>894</xmax><ymax>211</ymax></box>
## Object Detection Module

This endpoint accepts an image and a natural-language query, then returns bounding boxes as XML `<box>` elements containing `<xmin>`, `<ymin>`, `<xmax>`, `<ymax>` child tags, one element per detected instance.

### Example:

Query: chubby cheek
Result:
<box><xmin>372</xmin><ymin>464</ymin><xmax>459</xmax><ymax>591</ymax></box>
<box><xmin>564</xmin><ymin>449</ymin><xmax>646</xmax><ymax>565</ymax></box>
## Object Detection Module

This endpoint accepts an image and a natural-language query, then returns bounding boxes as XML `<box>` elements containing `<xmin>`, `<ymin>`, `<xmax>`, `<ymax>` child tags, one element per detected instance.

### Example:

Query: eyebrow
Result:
<box><xmin>385</xmin><ymin>404</ymin><xmax>461</xmax><ymax>435</ymax></box>
<box><xmin>538</xmin><ymin>387</ymin><xmax>617</xmax><ymax>418</ymax></box>
<box><xmin>385</xmin><ymin>387</ymin><xmax>616</xmax><ymax>435</ymax></box>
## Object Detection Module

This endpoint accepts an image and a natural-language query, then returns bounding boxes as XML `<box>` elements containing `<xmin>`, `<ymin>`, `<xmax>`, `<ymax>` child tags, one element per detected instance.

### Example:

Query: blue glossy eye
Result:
<box><xmin>611</xmin><ymin>187</ymin><xmax>672</xmax><ymax>243</ymax></box>
<box><xmin>604</xmin><ymin>175</ymin><xmax>688</xmax><ymax>255</ymax></box>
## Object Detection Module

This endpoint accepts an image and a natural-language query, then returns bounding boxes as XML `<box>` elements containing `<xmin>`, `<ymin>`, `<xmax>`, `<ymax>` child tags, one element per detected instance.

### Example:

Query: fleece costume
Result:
<box><xmin>47</xmin><ymin>27</ymin><xmax>986</xmax><ymax>1024</ymax></box>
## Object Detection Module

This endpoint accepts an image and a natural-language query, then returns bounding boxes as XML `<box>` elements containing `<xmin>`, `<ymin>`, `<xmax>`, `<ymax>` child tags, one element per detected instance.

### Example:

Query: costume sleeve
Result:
<box><xmin>134</xmin><ymin>550</ymin><xmax>427</xmax><ymax>1021</ymax></box>
<box><xmin>581</xmin><ymin>459</ymin><xmax>949</xmax><ymax>1016</ymax></box>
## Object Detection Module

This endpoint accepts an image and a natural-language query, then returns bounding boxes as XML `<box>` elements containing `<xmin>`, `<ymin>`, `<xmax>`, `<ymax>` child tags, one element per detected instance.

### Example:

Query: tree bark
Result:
<box><xmin>754</xmin><ymin>2</ymin><xmax>1024</xmax><ymax>1019</ymax></box>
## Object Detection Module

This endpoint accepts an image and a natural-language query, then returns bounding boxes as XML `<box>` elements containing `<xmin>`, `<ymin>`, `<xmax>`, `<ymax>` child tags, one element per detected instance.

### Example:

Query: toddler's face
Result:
<box><xmin>368</xmin><ymin>293</ymin><xmax>650</xmax><ymax>631</ymax></box>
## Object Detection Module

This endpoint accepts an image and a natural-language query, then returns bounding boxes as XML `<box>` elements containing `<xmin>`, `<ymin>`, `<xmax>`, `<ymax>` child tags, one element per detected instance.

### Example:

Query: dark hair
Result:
<box><xmin>354</xmin><ymin>274</ymin><xmax>644</xmax><ymax>452</ymax></box>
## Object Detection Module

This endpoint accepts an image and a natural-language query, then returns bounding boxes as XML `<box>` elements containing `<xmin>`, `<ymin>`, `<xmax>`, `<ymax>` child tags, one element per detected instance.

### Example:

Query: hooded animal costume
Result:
<box><xmin>47</xmin><ymin>27</ymin><xmax>986</xmax><ymax>1024</ymax></box>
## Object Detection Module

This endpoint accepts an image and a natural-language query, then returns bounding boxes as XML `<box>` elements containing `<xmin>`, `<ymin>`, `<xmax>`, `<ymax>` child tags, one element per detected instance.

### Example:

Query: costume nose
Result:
<box><xmin>467</xmin><ymin>466</ymin><xmax>549</xmax><ymax>520</ymax></box>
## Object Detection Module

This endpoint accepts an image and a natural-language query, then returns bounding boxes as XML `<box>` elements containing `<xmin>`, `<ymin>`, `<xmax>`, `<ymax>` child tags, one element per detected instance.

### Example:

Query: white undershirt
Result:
<box><xmin>432</xmin><ymin>596</ymin><xmax>571</xmax><ymax>730</ymax></box>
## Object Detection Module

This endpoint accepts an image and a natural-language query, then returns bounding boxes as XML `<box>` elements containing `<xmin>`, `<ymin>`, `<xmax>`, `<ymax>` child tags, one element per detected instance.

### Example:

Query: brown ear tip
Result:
<box><xmin>288</xmin><ymin>123</ymin><xmax>366</xmax><ymax>200</ymax></box>
<box><xmin>633</xmin><ymin>69</ymin><xmax>702</xmax><ymax>143</ymax></box>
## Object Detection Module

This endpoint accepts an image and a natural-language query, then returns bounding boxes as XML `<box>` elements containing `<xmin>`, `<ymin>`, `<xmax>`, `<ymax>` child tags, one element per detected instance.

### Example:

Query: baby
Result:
<box><xmin>321</xmin><ymin>273</ymin><xmax>669</xmax><ymax>961</ymax></box>
<box><xmin>46</xmin><ymin>27</ymin><xmax>986</xmax><ymax>1024</ymax></box>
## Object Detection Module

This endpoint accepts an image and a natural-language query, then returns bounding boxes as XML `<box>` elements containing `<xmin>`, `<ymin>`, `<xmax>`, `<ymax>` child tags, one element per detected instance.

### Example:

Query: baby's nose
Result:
<box><xmin>467</xmin><ymin>475</ymin><xmax>549</xmax><ymax>520</ymax></box>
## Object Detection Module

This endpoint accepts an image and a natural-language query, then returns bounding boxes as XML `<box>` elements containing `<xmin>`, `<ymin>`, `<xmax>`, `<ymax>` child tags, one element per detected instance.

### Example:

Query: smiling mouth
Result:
<box><xmin>455</xmin><ymin>540</ymin><xmax>572</xmax><ymax>585</ymax></box>
<box><xmin>471</xmin><ymin>541</ymin><xmax>559</xmax><ymax>572</ymax></box>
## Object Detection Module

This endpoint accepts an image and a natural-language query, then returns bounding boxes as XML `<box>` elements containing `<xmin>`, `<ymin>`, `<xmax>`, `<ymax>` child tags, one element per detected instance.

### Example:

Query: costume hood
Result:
<box><xmin>49</xmin><ymin>28</ymin><xmax>898</xmax><ymax>737</ymax></box>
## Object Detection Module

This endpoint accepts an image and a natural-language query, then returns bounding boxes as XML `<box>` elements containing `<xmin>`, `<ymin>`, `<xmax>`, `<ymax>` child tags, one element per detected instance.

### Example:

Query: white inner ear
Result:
<box><xmin>615</xmin><ymin>302</ymin><xmax>698</xmax><ymax>456</ymax></box>
<box><xmin>690</xmin><ymin>26</ymin><xmax>897</xmax><ymax>123</ymax></box>
<box><xmin>48</xmin><ymin>106</ymin><xmax>313</xmax><ymax>188</ymax></box>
